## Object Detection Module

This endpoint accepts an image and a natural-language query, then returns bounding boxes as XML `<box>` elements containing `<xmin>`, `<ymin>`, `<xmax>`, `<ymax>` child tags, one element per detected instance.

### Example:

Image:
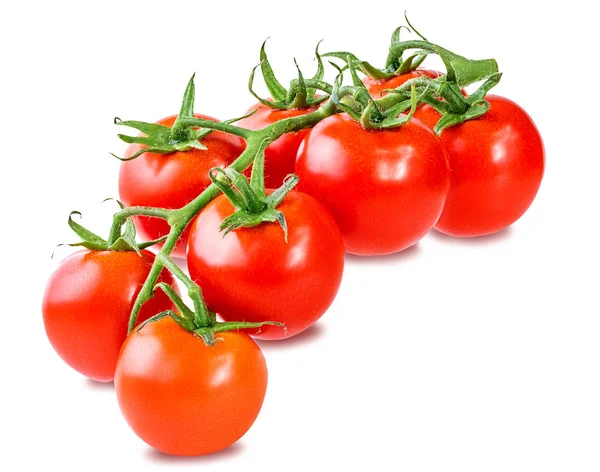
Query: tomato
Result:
<box><xmin>236</xmin><ymin>104</ymin><xmax>315</xmax><ymax>188</ymax></box>
<box><xmin>42</xmin><ymin>250</ymin><xmax>176</xmax><ymax>382</ymax></box>
<box><xmin>413</xmin><ymin>95</ymin><xmax>545</xmax><ymax>236</ymax></box>
<box><xmin>118</xmin><ymin>114</ymin><xmax>245</xmax><ymax>258</ymax></box>
<box><xmin>187</xmin><ymin>190</ymin><xmax>344</xmax><ymax>340</ymax></box>
<box><xmin>364</xmin><ymin>69</ymin><xmax>441</xmax><ymax>98</ymax></box>
<box><xmin>115</xmin><ymin>316</ymin><xmax>267</xmax><ymax>456</ymax></box>
<box><xmin>295</xmin><ymin>113</ymin><xmax>450</xmax><ymax>256</ymax></box>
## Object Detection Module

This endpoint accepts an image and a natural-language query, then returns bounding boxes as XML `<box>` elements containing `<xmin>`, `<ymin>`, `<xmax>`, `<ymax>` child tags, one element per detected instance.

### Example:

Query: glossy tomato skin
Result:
<box><xmin>115</xmin><ymin>316</ymin><xmax>267</xmax><ymax>456</ymax></box>
<box><xmin>187</xmin><ymin>191</ymin><xmax>344</xmax><ymax>340</ymax></box>
<box><xmin>42</xmin><ymin>250</ymin><xmax>176</xmax><ymax>382</ymax></box>
<box><xmin>118</xmin><ymin>114</ymin><xmax>245</xmax><ymax>258</ymax></box>
<box><xmin>364</xmin><ymin>69</ymin><xmax>441</xmax><ymax>98</ymax></box>
<box><xmin>295</xmin><ymin>113</ymin><xmax>450</xmax><ymax>256</ymax></box>
<box><xmin>237</xmin><ymin>104</ymin><xmax>315</xmax><ymax>188</ymax></box>
<box><xmin>414</xmin><ymin>95</ymin><xmax>545</xmax><ymax>237</ymax></box>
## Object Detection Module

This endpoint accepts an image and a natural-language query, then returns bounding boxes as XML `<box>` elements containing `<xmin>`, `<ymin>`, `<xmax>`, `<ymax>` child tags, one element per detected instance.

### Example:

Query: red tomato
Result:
<box><xmin>236</xmin><ymin>104</ymin><xmax>315</xmax><ymax>188</ymax></box>
<box><xmin>42</xmin><ymin>250</ymin><xmax>176</xmax><ymax>382</ymax></box>
<box><xmin>187</xmin><ymin>191</ymin><xmax>344</xmax><ymax>340</ymax></box>
<box><xmin>115</xmin><ymin>316</ymin><xmax>267</xmax><ymax>456</ymax></box>
<box><xmin>295</xmin><ymin>113</ymin><xmax>450</xmax><ymax>256</ymax></box>
<box><xmin>413</xmin><ymin>95</ymin><xmax>545</xmax><ymax>236</ymax></box>
<box><xmin>118</xmin><ymin>114</ymin><xmax>245</xmax><ymax>258</ymax></box>
<box><xmin>364</xmin><ymin>69</ymin><xmax>441</xmax><ymax>98</ymax></box>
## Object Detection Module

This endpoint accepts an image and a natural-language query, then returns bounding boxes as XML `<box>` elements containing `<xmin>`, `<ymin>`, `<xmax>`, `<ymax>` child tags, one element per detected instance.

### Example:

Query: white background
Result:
<box><xmin>2</xmin><ymin>1</ymin><xmax>598</xmax><ymax>471</ymax></box>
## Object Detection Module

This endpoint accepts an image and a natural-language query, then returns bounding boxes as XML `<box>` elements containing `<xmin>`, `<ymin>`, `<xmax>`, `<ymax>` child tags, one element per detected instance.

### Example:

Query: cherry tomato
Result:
<box><xmin>42</xmin><ymin>250</ymin><xmax>176</xmax><ymax>382</ymax></box>
<box><xmin>115</xmin><ymin>316</ymin><xmax>267</xmax><ymax>456</ymax></box>
<box><xmin>237</xmin><ymin>104</ymin><xmax>315</xmax><ymax>188</ymax></box>
<box><xmin>364</xmin><ymin>69</ymin><xmax>441</xmax><ymax>98</ymax></box>
<box><xmin>118</xmin><ymin>114</ymin><xmax>245</xmax><ymax>258</ymax></box>
<box><xmin>413</xmin><ymin>95</ymin><xmax>545</xmax><ymax>236</ymax></box>
<box><xmin>295</xmin><ymin>113</ymin><xmax>450</xmax><ymax>256</ymax></box>
<box><xmin>187</xmin><ymin>191</ymin><xmax>344</xmax><ymax>340</ymax></box>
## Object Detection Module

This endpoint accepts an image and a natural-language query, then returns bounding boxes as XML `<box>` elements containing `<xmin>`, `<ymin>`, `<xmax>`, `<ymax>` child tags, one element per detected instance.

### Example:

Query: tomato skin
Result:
<box><xmin>236</xmin><ymin>104</ymin><xmax>315</xmax><ymax>188</ymax></box>
<box><xmin>187</xmin><ymin>191</ymin><xmax>344</xmax><ymax>340</ymax></box>
<box><xmin>115</xmin><ymin>316</ymin><xmax>267</xmax><ymax>456</ymax></box>
<box><xmin>42</xmin><ymin>250</ymin><xmax>176</xmax><ymax>382</ymax></box>
<box><xmin>295</xmin><ymin>113</ymin><xmax>450</xmax><ymax>256</ymax></box>
<box><xmin>118</xmin><ymin>114</ymin><xmax>245</xmax><ymax>258</ymax></box>
<box><xmin>413</xmin><ymin>95</ymin><xmax>545</xmax><ymax>236</ymax></box>
<box><xmin>364</xmin><ymin>69</ymin><xmax>441</xmax><ymax>98</ymax></box>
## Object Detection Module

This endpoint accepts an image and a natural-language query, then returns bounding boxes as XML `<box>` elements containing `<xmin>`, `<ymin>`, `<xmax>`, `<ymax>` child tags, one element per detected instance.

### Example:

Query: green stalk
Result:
<box><xmin>123</xmin><ymin>99</ymin><xmax>340</xmax><ymax>332</ymax></box>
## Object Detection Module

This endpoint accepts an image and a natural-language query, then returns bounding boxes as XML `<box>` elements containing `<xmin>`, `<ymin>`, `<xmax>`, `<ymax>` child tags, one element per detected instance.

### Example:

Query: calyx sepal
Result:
<box><xmin>248</xmin><ymin>40</ymin><xmax>328</xmax><ymax>110</ymax></box>
<box><xmin>57</xmin><ymin>202</ymin><xmax>165</xmax><ymax>256</ymax></box>
<box><xmin>209</xmin><ymin>168</ymin><xmax>299</xmax><ymax>241</ymax></box>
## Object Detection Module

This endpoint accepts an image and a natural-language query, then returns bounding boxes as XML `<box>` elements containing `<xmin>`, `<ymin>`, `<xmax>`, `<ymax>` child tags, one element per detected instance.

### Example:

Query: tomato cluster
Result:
<box><xmin>42</xmin><ymin>26</ymin><xmax>544</xmax><ymax>458</ymax></box>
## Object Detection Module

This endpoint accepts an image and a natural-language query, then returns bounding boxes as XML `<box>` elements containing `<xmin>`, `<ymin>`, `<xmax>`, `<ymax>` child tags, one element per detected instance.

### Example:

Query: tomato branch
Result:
<box><xmin>123</xmin><ymin>98</ymin><xmax>341</xmax><ymax>332</ymax></box>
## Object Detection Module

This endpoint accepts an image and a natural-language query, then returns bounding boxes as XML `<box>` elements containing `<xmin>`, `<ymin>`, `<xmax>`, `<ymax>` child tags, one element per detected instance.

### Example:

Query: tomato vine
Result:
<box><xmin>103</xmin><ymin>30</ymin><xmax>504</xmax><ymax>334</ymax></box>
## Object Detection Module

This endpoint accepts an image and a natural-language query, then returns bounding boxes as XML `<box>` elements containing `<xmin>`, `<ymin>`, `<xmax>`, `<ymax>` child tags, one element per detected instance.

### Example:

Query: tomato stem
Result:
<box><xmin>153</xmin><ymin>253</ymin><xmax>212</xmax><ymax>330</ymax></box>
<box><xmin>123</xmin><ymin>99</ymin><xmax>341</xmax><ymax>332</ymax></box>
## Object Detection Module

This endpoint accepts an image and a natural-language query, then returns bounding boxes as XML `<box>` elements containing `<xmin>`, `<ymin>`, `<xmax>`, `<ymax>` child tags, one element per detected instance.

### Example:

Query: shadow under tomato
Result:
<box><xmin>85</xmin><ymin>379</ymin><xmax>114</xmax><ymax>391</ymax></box>
<box><xmin>145</xmin><ymin>441</ymin><xmax>246</xmax><ymax>464</ymax></box>
<box><xmin>344</xmin><ymin>242</ymin><xmax>423</xmax><ymax>266</ymax></box>
<box><xmin>428</xmin><ymin>226</ymin><xmax>514</xmax><ymax>246</ymax></box>
<box><xmin>255</xmin><ymin>323</ymin><xmax>327</xmax><ymax>352</ymax></box>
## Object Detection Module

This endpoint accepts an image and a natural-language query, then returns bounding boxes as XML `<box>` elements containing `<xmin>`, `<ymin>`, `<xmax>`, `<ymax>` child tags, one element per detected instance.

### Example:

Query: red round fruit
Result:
<box><xmin>118</xmin><ymin>114</ymin><xmax>244</xmax><ymax>258</ymax></box>
<box><xmin>42</xmin><ymin>250</ymin><xmax>176</xmax><ymax>382</ymax></box>
<box><xmin>187</xmin><ymin>191</ymin><xmax>344</xmax><ymax>340</ymax></box>
<box><xmin>414</xmin><ymin>95</ymin><xmax>545</xmax><ymax>236</ymax></box>
<box><xmin>295</xmin><ymin>113</ymin><xmax>450</xmax><ymax>256</ymax></box>
<box><xmin>115</xmin><ymin>316</ymin><xmax>267</xmax><ymax>456</ymax></box>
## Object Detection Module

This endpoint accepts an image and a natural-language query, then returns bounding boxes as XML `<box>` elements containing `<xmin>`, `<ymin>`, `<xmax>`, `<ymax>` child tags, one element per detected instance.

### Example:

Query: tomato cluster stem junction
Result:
<box><xmin>120</xmin><ymin>98</ymin><xmax>341</xmax><ymax>333</ymax></box>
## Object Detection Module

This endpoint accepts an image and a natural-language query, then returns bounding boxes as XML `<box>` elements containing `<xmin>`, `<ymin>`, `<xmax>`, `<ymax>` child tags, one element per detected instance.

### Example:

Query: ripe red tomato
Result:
<box><xmin>187</xmin><ymin>191</ymin><xmax>344</xmax><ymax>340</ymax></box>
<box><xmin>115</xmin><ymin>316</ymin><xmax>267</xmax><ymax>456</ymax></box>
<box><xmin>118</xmin><ymin>114</ymin><xmax>245</xmax><ymax>258</ymax></box>
<box><xmin>42</xmin><ymin>250</ymin><xmax>176</xmax><ymax>382</ymax></box>
<box><xmin>413</xmin><ymin>95</ymin><xmax>545</xmax><ymax>236</ymax></box>
<box><xmin>364</xmin><ymin>69</ymin><xmax>441</xmax><ymax>98</ymax></box>
<box><xmin>295</xmin><ymin>113</ymin><xmax>450</xmax><ymax>256</ymax></box>
<box><xmin>236</xmin><ymin>104</ymin><xmax>315</xmax><ymax>188</ymax></box>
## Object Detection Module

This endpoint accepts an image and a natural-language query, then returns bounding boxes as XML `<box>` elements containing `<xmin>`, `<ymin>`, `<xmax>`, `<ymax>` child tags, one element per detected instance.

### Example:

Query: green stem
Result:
<box><xmin>153</xmin><ymin>282</ymin><xmax>195</xmax><ymax>321</ymax></box>
<box><xmin>387</xmin><ymin>40</ymin><xmax>437</xmax><ymax>67</ymax></box>
<box><xmin>155</xmin><ymin>253</ymin><xmax>211</xmax><ymax>329</ymax></box>
<box><xmin>124</xmin><ymin>99</ymin><xmax>340</xmax><ymax>333</ymax></box>
<box><xmin>107</xmin><ymin>206</ymin><xmax>172</xmax><ymax>245</ymax></box>
<box><xmin>374</xmin><ymin>77</ymin><xmax>468</xmax><ymax>114</ymax></box>
<box><xmin>175</xmin><ymin>118</ymin><xmax>252</xmax><ymax>139</ymax></box>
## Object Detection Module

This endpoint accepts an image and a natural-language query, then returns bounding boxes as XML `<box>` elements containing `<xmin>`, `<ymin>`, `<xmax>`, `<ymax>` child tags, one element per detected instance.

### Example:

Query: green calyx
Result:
<box><xmin>248</xmin><ymin>40</ymin><xmax>328</xmax><ymax>110</ymax></box>
<box><xmin>111</xmin><ymin>75</ymin><xmax>252</xmax><ymax>161</ymax></box>
<box><xmin>111</xmin><ymin>74</ymin><xmax>208</xmax><ymax>161</ymax></box>
<box><xmin>205</xmin><ymin>136</ymin><xmax>299</xmax><ymax>242</ymax></box>
<box><xmin>58</xmin><ymin>201</ymin><xmax>166</xmax><ymax>256</ymax></box>
<box><xmin>327</xmin><ymin>57</ymin><xmax>421</xmax><ymax>131</ymax></box>
<box><xmin>136</xmin><ymin>264</ymin><xmax>285</xmax><ymax>346</ymax></box>
<box><xmin>209</xmin><ymin>164</ymin><xmax>298</xmax><ymax>242</ymax></box>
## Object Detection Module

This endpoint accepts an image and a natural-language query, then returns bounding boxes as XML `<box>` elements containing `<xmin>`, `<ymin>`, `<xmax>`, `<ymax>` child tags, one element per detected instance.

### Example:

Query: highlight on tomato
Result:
<box><xmin>42</xmin><ymin>212</ymin><xmax>176</xmax><ymax>382</ymax></box>
<box><xmin>116</xmin><ymin>76</ymin><xmax>245</xmax><ymax>258</ymax></box>
<box><xmin>187</xmin><ymin>165</ymin><xmax>345</xmax><ymax>340</ymax></box>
